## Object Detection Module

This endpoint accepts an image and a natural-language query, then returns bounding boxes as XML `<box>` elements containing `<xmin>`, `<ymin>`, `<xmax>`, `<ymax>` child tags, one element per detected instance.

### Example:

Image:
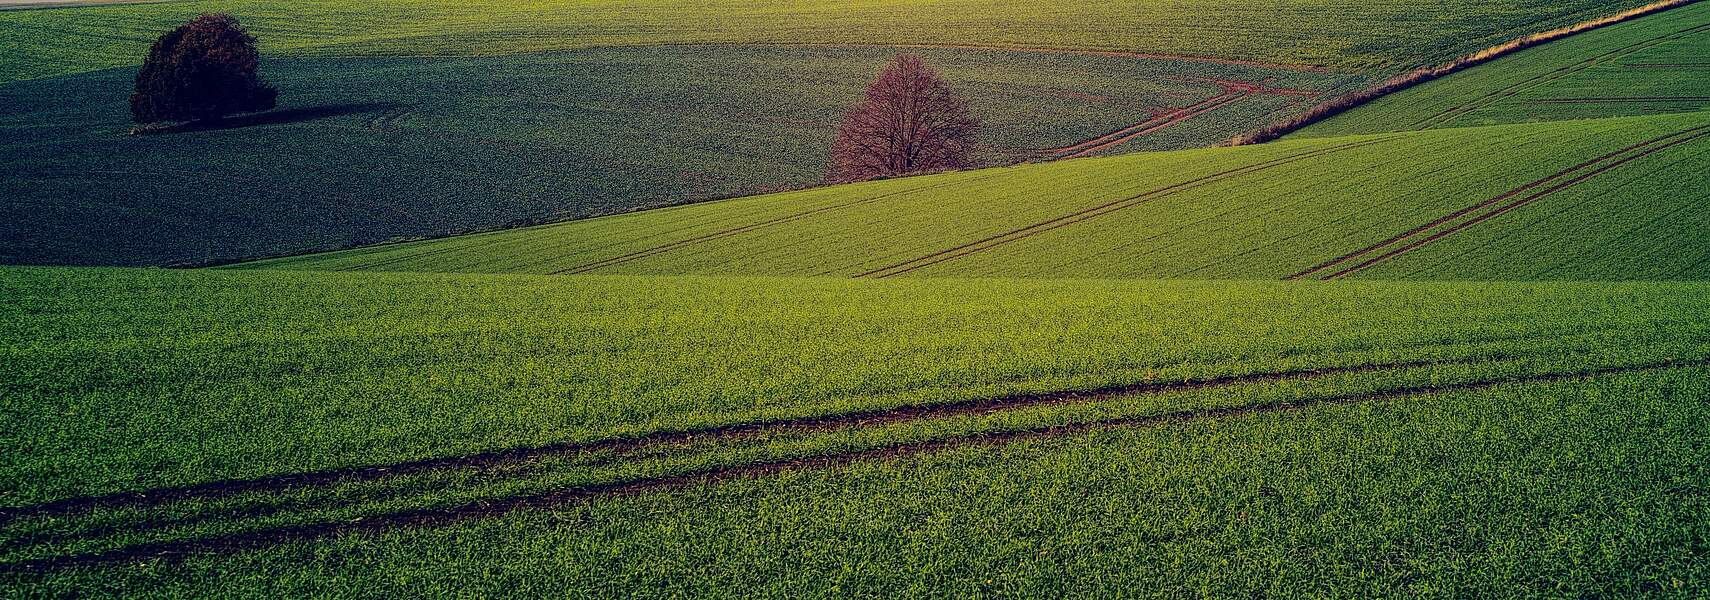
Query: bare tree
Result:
<box><xmin>827</xmin><ymin>54</ymin><xmax>979</xmax><ymax>183</ymax></box>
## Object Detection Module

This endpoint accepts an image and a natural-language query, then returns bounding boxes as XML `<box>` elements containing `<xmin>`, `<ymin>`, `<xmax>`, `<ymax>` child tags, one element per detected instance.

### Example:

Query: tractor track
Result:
<box><xmin>1414</xmin><ymin>22</ymin><xmax>1710</xmax><ymax>129</ymax></box>
<box><xmin>1061</xmin><ymin>91</ymin><xmax>1252</xmax><ymax>159</ymax></box>
<box><xmin>1023</xmin><ymin>90</ymin><xmax>1245</xmax><ymax>158</ymax></box>
<box><xmin>11</xmin><ymin>328</ymin><xmax>1632</xmax><ymax>551</ymax></box>
<box><xmin>858</xmin><ymin>137</ymin><xmax>1396</xmax><ymax>278</ymax></box>
<box><xmin>5</xmin><ymin>356</ymin><xmax>1705</xmax><ymax>573</ymax></box>
<box><xmin>1289</xmin><ymin>123</ymin><xmax>1710</xmax><ymax>280</ymax></box>
<box><xmin>0</xmin><ymin>329</ymin><xmax>1560</xmax><ymax>526</ymax></box>
<box><xmin>1027</xmin><ymin>77</ymin><xmax>1326</xmax><ymax>160</ymax></box>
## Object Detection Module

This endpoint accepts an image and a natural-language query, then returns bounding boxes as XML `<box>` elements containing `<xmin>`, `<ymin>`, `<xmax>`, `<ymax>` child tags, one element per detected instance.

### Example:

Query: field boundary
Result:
<box><xmin>4</xmin><ymin>356</ymin><xmax>1705</xmax><ymax>573</ymax></box>
<box><xmin>1232</xmin><ymin>0</ymin><xmax>1702</xmax><ymax>144</ymax></box>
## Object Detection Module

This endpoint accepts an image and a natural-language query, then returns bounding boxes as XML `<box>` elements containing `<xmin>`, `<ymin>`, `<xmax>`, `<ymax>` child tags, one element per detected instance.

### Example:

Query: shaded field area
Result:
<box><xmin>0</xmin><ymin>46</ymin><xmax>1358</xmax><ymax>267</ymax></box>
<box><xmin>1300</xmin><ymin>1</ymin><xmax>1710</xmax><ymax>136</ymax></box>
<box><xmin>2</xmin><ymin>267</ymin><xmax>1708</xmax><ymax>594</ymax></box>
<box><xmin>247</xmin><ymin>112</ymin><xmax>1710</xmax><ymax>280</ymax></box>
<box><xmin>0</xmin><ymin>0</ymin><xmax>1661</xmax><ymax>82</ymax></box>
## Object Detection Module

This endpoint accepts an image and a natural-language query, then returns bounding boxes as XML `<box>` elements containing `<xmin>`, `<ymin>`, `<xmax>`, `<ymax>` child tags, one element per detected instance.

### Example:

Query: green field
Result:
<box><xmin>8</xmin><ymin>1</ymin><xmax>1710</xmax><ymax>596</ymax></box>
<box><xmin>3</xmin><ymin>267</ymin><xmax>1709</xmax><ymax>595</ymax></box>
<box><xmin>1300</xmin><ymin>0</ymin><xmax>1710</xmax><ymax>136</ymax></box>
<box><xmin>0</xmin><ymin>46</ymin><xmax>1362</xmax><ymax>267</ymax></box>
<box><xmin>0</xmin><ymin>0</ymin><xmax>1662</xmax><ymax>83</ymax></box>
<box><xmin>243</xmin><ymin>111</ymin><xmax>1710</xmax><ymax>280</ymax></box>
<box><xmin>1</xmin><ymin>1</ymin><xmax>1685</xmax><ymax>269</ymax></box>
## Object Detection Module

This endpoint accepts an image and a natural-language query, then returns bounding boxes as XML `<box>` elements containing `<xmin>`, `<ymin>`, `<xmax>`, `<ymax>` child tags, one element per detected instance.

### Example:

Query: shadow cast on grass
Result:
<box><xmin>129</xmin><ymin>102</ymin><xmax>397</xmax><ymax>136</ymax></box>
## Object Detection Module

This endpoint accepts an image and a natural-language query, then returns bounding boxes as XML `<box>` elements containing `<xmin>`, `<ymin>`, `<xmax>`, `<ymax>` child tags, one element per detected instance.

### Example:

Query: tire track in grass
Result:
<box><xmin>1029</xmin><ymin>77</ymin><xmax>1323</xmax><ymax>160</ymax></box>
<box><xmin>858</xmin><ymin>136</ymin><xmax>1397</xmax><ymax>279</ymax></box>
<box><xmin>1288</xmin><ymin>123</ymin><xmax>1710</xmax><ymax>280</ymax></box>
<box><xmin>548</xmin><ymin>172</ymin><xmax>1004</xmax><ymax>275</ymax></box>
<box><xmin>1292</xmin><ymin>123</ymin><xmax>1710</xmax><ymax>282</ymax></box>
<box><xmin>6</xmin><ymin>356</ymin><xmax>1706</xmax><ymax>573</ymax></box>
<box><xmin>0</xmin><ymin>331</ymin><xmax>1554</xmax><ymax>526</ymax></box>
<box><xmin>1010</xmin><ymin>79</ymin><xmax>1320</xmax><ymax>161</ymax></box>
<box><xmin>1038</xmin><ymin>87</ymin><xmax>1251</xmax><ymax>159</ymax></box>
<box><xmin>2</xmin><ymin>342</ymin><xmax>1585</xmax><ymax>554</ymax></box>
<box><xmin>1413</xmin><ymin>22</ymin><xmax>1710</xmax><ymax>129</ymax></box>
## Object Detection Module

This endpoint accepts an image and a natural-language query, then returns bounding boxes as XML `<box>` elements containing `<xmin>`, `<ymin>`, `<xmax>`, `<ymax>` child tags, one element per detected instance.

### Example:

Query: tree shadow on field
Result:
<box><xmin>129</xmin><ymin>102</ymin><xmax>398</xmax><ymax>136</ymax></box>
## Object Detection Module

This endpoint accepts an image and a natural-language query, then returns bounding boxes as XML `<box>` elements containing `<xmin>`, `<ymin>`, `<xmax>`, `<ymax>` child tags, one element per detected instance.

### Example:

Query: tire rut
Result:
<box><xmin>859</xmin><ymin>137</ymin><xmax>1396</xmax><ymax>278</ymax></box>
<box><xmin>1289</xmin><ymin>123</ymin><xmax>1710</xmax><ymax>280</ymax></box>
<box><xmin>5</xmin><ymin>356</ymin><xmax>1705</xmax><ymax>573</ymax></box>
<box><xmin>0</xmin><ymin>331</ymin><xmax>1535</xmax><ymax>526</ymax></box>
<box><xmin>1414</xmin><ymin>22</ymin><xmax>1710</xmax><ymax>129</ymax></box>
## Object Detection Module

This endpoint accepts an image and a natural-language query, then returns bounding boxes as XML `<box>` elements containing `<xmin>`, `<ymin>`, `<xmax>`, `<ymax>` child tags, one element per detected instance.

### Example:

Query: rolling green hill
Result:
<box><xmin>1299</xmin><ymin>0</ymin><xmax>1710</xmax><ymax>136</ymax></box>
<box><xmin>4</xmin><ymin>266</ymin><xmax>1709</xmax><ymax>593</ymax></box>
<box><xmin>245</xmin><ymin>110</ymin><xmax>1710</xmax><ymax>280</ymax></box>
<box><xmin>9</xmin><ymin>1</ymin><xmax>1710</xmax><ymax>597</ymax></box>
<box><xmin>0</xmin><ymin>0</ymin><xmax>1663</xmax><ymax>83</ymax></box>
<box><xmin>3</xmin><ymin>1</ymin><xmax>1692</xmax><ymax>268</ymax></box>
<box><xmin>0</xmin><ymin>47</ymin><xmax>1363</xmax><ymax>267</ymax></box>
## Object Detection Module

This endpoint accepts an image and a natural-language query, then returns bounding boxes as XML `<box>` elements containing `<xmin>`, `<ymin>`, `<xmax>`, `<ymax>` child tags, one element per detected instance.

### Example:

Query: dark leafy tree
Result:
<box><xmin>130</xmin><ymin>13</ymin><xmax>277</xmax><ymax>124</ymax></box>
<box><xmin>827</xmin><ymin>54</ymin><xmax>979</xmax><ymax>183</ymax></box>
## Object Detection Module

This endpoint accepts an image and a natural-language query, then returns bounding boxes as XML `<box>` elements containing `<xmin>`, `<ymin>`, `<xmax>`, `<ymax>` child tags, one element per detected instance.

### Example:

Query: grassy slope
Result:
<box><xmin>0</xmin><ymin>46</ymin><xmax>1360</xmax><ymax>267</ymax></box>
<box><xmin>247</xmin><ymin>111</ymin><xmax>1710</xmax><ymax>280</ymax></box>
<box><xmin>1299</xmin><ymin>0</ymin><xmax>1710</xmax><ymax>137</ymax></box>
<box><xmin>3</xmin><ymin>266</ymin><xmax>1708</xmax><ymax>594</ymax></box>
<box><xmin>0</xmin><ymin>0</ymin><xmax>1660</xmax><ymax>82</ymax></box>
<box><xmin>6</xmin><ymin>266</ymin><xmax>1710</xmax><ymax>504</ymax></box>
<box><xmin>18</xmin><ymin>371</ymin><xmax>1710</xmax><ymax>597</ymax></box>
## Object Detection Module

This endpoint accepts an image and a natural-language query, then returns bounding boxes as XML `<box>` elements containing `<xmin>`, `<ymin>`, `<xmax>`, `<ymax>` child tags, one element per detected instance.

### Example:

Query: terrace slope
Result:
<box><xmin>244</xmin><ymin>111</ymin><xmax>1710</xmax><ymax>280</ymax></box>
